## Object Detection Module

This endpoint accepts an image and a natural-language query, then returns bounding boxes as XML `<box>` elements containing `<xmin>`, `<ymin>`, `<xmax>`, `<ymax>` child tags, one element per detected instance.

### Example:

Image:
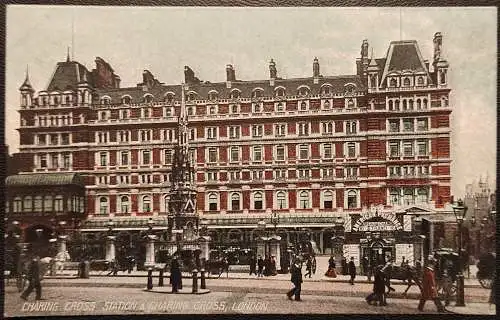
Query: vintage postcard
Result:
<box><xmin>3</xmin><ymin>5</ymin><xmax>496</xmax><ymax>317</ymax></box>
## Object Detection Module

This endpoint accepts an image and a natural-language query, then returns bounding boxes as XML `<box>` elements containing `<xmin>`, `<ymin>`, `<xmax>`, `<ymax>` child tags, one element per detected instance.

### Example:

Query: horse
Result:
<box><xmin>50</xmin><ymin>251</ymin><xmax>71</xmax><ymax>275</ymax></box>
<box><xmin>379</xmin><ymin>264</ymin><xmax>422</xmax><ymax>296</ymax></box>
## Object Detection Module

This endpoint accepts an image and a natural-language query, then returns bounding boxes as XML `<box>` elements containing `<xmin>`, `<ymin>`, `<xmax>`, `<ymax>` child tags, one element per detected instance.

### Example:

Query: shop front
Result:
<box><xmin>343</xmin><ymin>206</ymin><xmax>427</xmax><ymax>267</ymax></box>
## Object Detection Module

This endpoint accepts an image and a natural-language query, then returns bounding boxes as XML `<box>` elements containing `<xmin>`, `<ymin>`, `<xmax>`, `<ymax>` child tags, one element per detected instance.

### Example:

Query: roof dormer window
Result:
<box><xmin>230</xmin><ymin>90</ymin><xmax>241</xmax><ymax>100</ymax></box>
<box><xmin>252</xmin><ymin>89</ymin><xmax>263</xmax><ymax>99</ymax></box>
<box><xmin>208</xmin><ymin>91</ymin><xmax>218</xmax><ymax>101</ymax></box>
<box><xmin>122</xmin><ymin>96</ymin><xmax>132</xmax><ymax>105</ymax></box>
<box><xmin>299</xmin><ymin>101</ymin><xmax>308</xmax><ymax>111</ymax></box>
<box><xmin>389</xmin><ymin>78</ymin><xmax>397</xmax><ymax>87</ymax></box>
<box><xmin>275</xmin><ymin>87</ymin><xmax>285</xmax><ymax>97</ymax></box>
<box><xmin>403</xmin><ymin>77</ymin><xmax>411</xmax><ymax>87</ymax></box>
<box><xmin>164</xmin><ymin>93</ymin><xmax>174</xmax><ymax>104</ymax></box>
<box><xmin>187</xmin><ymin>92</ymin><xmax>197</xmax><ymax>102</ymax></box>
<box><xmin>417</xmin><ymin>76</ymin><xmax>424</xmax><ymax>87</ymax></box>
<box><xmin>144</xmin><ymin>94</ymin><xmax>153</xmax><ymax>104</ymax></box>
<box><xmin>100</xmin><ymin>97</ymin><xmax>111</xmax><ymax>105</ymax></box>
<box><xmin>321</xmin><ymin>85</ymin><xmax>332</xmax><ymax>95</ymax></box>
<box><xmin>298</xmin><ymin>87</ymin><xmax>310</xmax><ymax>97</ymax></box>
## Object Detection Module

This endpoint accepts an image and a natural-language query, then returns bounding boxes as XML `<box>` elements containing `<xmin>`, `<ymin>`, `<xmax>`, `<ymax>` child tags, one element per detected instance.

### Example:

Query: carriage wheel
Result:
<box><xmin>479</xmin><ymin>277</ymin><xmax>493</xmax><ymax>289</ymax></box>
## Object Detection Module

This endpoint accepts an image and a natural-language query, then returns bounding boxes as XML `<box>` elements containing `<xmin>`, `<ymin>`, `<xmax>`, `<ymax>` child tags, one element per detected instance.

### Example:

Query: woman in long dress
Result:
<box><xmin>325</xmin><ymin>256</ymin><xmax>337</xmax><ymax>278</ymax></box>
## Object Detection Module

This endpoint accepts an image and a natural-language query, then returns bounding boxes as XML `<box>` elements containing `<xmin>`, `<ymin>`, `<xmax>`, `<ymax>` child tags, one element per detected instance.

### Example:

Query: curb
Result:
<box><xmin>143</xmin><ymin>288</ymin><xmax>211</xmax><ymax>295</ymax></box>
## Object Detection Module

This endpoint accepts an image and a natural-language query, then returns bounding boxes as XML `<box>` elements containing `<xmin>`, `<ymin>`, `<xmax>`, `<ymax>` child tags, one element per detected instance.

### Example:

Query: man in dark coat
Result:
<box><xmin>366</xmin><ymin>266</ymin><xmax>386</xmax><ymax>306</ymax></box>
<box><xmin>348</xmin><ymin>257</ymin><xmax>356</xmax><ymax>285</ymax></box>
<box><xmin>21</xmin><ymin>255</ymin><xmax>42</xmax><ymax>300</ymax></box>
<box><xmin>286</xmin><ymin>261</ymin><xmax>303</xmax><ymax>301</ymax></box>
<box><xmin>249</xmin><ymin>255</ymin><xmax>257</xmax><ymax>276</ymax></box>
<box><xmin>263</xmin><ymin>255</ymin><xmax>271</xmax><ymax>276</ymax></box>
<box><xmin>257</xmin><ymin>256</ymin><xmax>264</xmax><ymax>277</ymax></box>
<box><xmin>170</xmin><ymin>258</ymin><xmax>183</xmax><ymax>293</ymax></box>
<box><xmin>341</xmin><ymin>257</ymin><xmax>347</xmax><ymax>275</ymax></box>
<box><xmin>417</xmin><ymin>257</ymin><xmax>445</xmax><ymax>313</ymax></box>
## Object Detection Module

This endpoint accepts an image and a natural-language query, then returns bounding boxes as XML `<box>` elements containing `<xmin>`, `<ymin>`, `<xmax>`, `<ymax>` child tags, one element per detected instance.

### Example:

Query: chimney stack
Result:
<box><xmin>269</xmin><ymin>59</ymin><xmax>277</xmax><ymax>79</ymax></box>
<box><xmin>226</xmin><ymin>64</ymin><xmax>236</xmax><ymax>82</ymax></box>
<box><xmin>313</xmin><ymin>57</ymin><xmax>320</xmax><ymax>78</ymax></box>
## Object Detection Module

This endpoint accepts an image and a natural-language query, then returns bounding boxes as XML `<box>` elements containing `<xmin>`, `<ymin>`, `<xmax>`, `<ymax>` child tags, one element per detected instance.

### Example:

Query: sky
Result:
<box><xmin>4</xmin><ymin>6</ymin><xmax>497</xmax><ymax>198</ymax></box>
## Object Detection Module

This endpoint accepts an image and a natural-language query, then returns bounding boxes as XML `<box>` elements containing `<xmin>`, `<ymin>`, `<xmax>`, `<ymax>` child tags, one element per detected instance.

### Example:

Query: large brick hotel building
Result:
<box><xmin>8</xmin><ymin>32</ymin><xmax>452</xmax><ymax>266</ymax></box>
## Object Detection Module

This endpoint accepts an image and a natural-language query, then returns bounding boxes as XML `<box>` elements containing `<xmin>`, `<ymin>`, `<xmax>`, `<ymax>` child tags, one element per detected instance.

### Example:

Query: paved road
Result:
<box><xmin>7</xmin><ymin>286</ymin><xmax>493</xmax><ymax>317</ymax></box>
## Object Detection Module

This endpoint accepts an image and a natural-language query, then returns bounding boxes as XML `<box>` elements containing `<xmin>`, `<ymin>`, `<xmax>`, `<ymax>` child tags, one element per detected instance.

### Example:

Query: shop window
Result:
<box><xmin>390</xmin><ymin>189</ymin><xmax>400</xmax><ymax>205</ymax></box>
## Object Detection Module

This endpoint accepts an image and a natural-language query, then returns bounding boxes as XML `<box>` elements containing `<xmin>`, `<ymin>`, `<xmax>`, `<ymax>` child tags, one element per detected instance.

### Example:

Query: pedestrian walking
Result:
<box><xmin>417</xmin><ymin>257</ymin><xmax>446</xmax><ymax>313</ymax></box>
<box><xmin>107</xmin><ymin>259</ymin><xmax>118</xmax><ymax>276</ymax></box>
<box><xmin>257</xmin><ymin>256</ymin><xmax>264</xmax><ymax>277</ymax></box>
<box><xmin>348</xmin><ymin>257</ymin><xmax>356</xmax><ymax>285</ymax></box>
<box><xmin>366</xmin><ymin>266</ymin><xmax>386</xmax><ymax>306</ymax></box>
<box><xmin>270</xmin><ymin>256</ymin><xmax>277</xmax><ymax>276</ymax></box>
<box><xmin>304</xmin><ymin>258</ymin><xmax>312</xmax><ymax>278</ymax></box>
<box><xmin>169</xmin><ymin>258</ymin><xmax>182</xmax><ymax>293</ymax></box>
<box><xmin>263</xmin><ymin>255</ymin><xmax>271</xmax><ymax>276</ymax></box>
<box><xmin>286</xmin><ymin>261</ymin><xmax>303</xmax><ymax>301</ymax></box>
<box><xmin>249</xmin><ymin>255</ymin><xmax>257</xmax><ymax>276</ymax></box>
<box><xmin>381</xmin><ymin>259</ymin><xmax>395</xmax><ymax>293</ymax></box>
<box><xmin>20</xmin><ymin>255</ymin><xmax>42</xmax><ymax>301</ymax></box>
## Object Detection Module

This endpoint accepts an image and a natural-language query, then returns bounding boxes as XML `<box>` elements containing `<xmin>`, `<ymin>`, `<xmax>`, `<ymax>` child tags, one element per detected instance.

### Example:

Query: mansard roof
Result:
<box><xmin>46</xmin><ymin>61</ymin><xmax>92</xmax><ymax>92</ymax></box>
<box><xmin>95</xmin><ymin>74</ymin><xmax>365</xmax><ymax>103</ymax></box>
<box><xmin>6</xmin><ymin>173</ymin><xmax>85</xmax><ymax>187</ymax></box>
<box><xmin>381</xmin><ymin>40</ymin><xmax>431</xmax><ymax>83</ymax></box>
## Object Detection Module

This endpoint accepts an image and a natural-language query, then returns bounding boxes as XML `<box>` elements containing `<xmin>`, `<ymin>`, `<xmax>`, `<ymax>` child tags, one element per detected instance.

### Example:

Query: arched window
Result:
<box><xmin>403</xmin><ymin>77</ymin><xmax>411</xmax><ymax>87</ymax></box>
<box><xmin>23</xmin><ymin>196</ymin><xmax>32</xmax><ymax>212</ymax></box>
<box><xmin>65</xmin><ymin>96</ymin><xmax>71</xmax><ymax>105</ymax></box>
<box><xmin>13</xmin><ymin>197</ymin><xmax>22</xmax><ymax>213</ymax></box>
<box><xmin>347</xmin><ymin>190</ymin><xmax>357</xmax><ymax>208</ymax></box>
<box><xmin>101</xmin><ymin>97</ymin><xmax>110</xmax><ymax>105</ymax></box>
<box><xmin>417</xmin><ymin>188</ymin><xmax>428</xmax><ymax>204</ymax></box>
<box><xmin>299</xmin><ymin>191</ymin><xmax>309</xmax><ymax>209</ymax></box>
<box><xmin>120</xmin><ymin>196</ymin><xmax>129</xmax><ymax>213</ymax></box>
<box><xmin>34</xmin><ymin>196</ymin><xmax>42</xmax><ymax>212</ymax></box>
<box><xmin>165</xmin><ymin>93</ymin><xmax>174</xmax><ymax>104</ymax></box>
<box><xmin>417</xmin><ymin>76</ymin><xmax>424</xmax><ymax>86</ymax></box>
<box><xmin>208</xmin><ymin>193</ymin><xmax>218</xmax><ymax>211</ymax></box>
<box><xmin>208</xmin><ymin>91</ymin><xmax>218</xmax><ymax>101</ymax></box>
<box><xmin>252</xmin><ymin>89</ymin><xmax>263</xmax><ymax>99</ymax></box>
<box><xmin>275</xmin><ymin>88</ymin><xmax>285</xmax><ymax>97</ymax></box>
<box><xmin>323</xmin><ymin>100</ymin><xmax>330</xmax><ymax>109</ymax></box>
<box><xmin>44</xmin><ymin>195</ymin><xmax>53</xmax><ymax>212</ymax></box>
<box><xmin>402</xmin><ymin>100</ymin><xmax>407</xmax><ymax>110</ymax></box>
<box><xmin>144</xmin><ymin>95</ymin><xmax>153</xmax><ymax>103</ymax></box>
<box><xmin>277</xmin><ymin>191</ymin><xmax>287</xmax><ymax>209</ymax></box>
<box><xmin>408</xmin><ymin>99</ymin><xmax>413</xmax><ymax>110</ymax></box>
<box><xmin>230</xmin><ymin>90</ymin><xmax>241</xmax><ymax>99</ymax></box>
<box><xmin>390</xmin><ymin>78</ymin><xmax>397</xmax><ymax>87</ymax></box>
<box><xmin>163</xmin><ymin>195</ymin><xmax>170</xmax><ymax>214</ymax></box>
<box><xmin>254</xmin><ymin>192</ymin><xmax>263</xmax><ymax>210</ymax></box>
<box><xmin>298</xmin><ymin>87</ymin><xmax>310</xmax><ymax>96</ymax></box>
<box><xmin>403</xmin><ymin>188</ymin><xmax>414</xmax><ymax>205</ymax></box>
<box><xmin>440</xmin><ymin>70</ymin><xmax>447</xmax><ymax>84</ymax></box>
<box><xmin>99</xmin><ymin>197</ymin><xmax>108</xmax><ymax>214</ymax></box>
<box><xmin>422</xmin><ymin>99</ymin><xmax>428</xmax><ymax>109</ymax></box>
<box><xmin>416</xmin><ymin>99</ymin><xmax>422</xmax><ymax>109</ymax></box>
<box><xmin>122</xmin><ymin>96</ymin><xmax>132</xmax><ymax>105</ymax></box>
<box><xmin>394</xmin><ymin>99</ymin><xmax>400</xmax><ymax>110</ymax></box>
<box><xmin>323</xmin><ymin>190</ymin><xmax>333</xmax><ymax>209</ymax></box>
<box><xmin>390</xmin><ymin>188</ymin><xmax>400</xmax><ymax>205</ymax></box>
<box><xmin>187</xmin><ymin>92</ymin><xmax>197</xmax><ymax>101</ymax></box>
<box><xmin>321</xmin><ymin>85</ymin><xmax>332</xmax><ymax>95</ymax></box>
<box><xmin>231</xmin><ymin>193</ymin><xmax>240</xmax><ymax>211</ymax></box>
<box><xmin>141</xmin><ymin>196</ymin><xmax>151</xmax><ymax>212</ymax></box>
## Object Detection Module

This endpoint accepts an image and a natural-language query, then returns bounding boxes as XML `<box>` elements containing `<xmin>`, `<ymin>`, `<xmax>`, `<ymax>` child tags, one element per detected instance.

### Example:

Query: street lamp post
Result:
<box><xmin>452</xmin><ymin>199</ymin><xmax>467</xmax><ymax>307</ymax></box>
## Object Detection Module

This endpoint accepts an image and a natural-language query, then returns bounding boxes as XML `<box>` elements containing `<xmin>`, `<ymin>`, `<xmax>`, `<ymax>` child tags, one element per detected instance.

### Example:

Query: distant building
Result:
<box><xmin>11</xmin><ymin>32</ymin><xmax>453</xmax><ymax>266</ymax></box>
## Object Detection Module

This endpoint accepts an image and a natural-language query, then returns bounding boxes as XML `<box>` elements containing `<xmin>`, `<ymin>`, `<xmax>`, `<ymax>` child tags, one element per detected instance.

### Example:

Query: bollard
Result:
<box><xmin>192</xmin><ymin>269</ymin><xmax>198</xmax><ymax>293</ymax></box>
<box><xmin>158</xmin><ymin>269</ymin><xmax>164</xmax><ymax>287</ymax></box>
<box><xmin>200</xmin><ymin>268</ymin><xmax>206</xmax><ymax>289</ymax></box>
<box><xmin>147</xmin><ymin>268</ymin><xmax>153</xmax><ymax>290</ymax></box>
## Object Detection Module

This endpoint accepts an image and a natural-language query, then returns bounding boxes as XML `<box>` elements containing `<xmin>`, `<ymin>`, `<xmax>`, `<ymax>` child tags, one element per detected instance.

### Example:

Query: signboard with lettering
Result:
<box><xmin>352</xmin><ymin>210</ymin><xmax>403</xmax><ymax>232</ymax></box>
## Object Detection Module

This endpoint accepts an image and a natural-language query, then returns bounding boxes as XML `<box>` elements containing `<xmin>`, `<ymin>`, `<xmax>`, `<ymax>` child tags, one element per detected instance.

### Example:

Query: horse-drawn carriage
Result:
<box><xmin>433</xmin><ymin>248</ymin><xmax>460</xmax><ymax>301</ymax></box>
<box><xmin>476</xmin><ymin>252</ymin><xmax>495</xmax><ymax>289</ymax></box>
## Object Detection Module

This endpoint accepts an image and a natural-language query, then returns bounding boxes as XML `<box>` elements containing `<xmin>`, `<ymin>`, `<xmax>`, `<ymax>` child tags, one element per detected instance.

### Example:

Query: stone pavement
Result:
<box><xmin>445</xmin><ymin>303</ymin><xmax>496</xmax><ymax>315</ymax></box>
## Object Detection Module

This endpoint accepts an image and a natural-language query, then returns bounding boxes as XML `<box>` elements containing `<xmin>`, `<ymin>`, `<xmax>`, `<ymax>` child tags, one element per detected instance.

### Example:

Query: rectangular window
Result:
<box><xmin>322</xmin><ymin>168</ymin><xmax>334</xmax><ymax>178</ymax></box>
<box><xmin>63</xmin><ymin>153</ymin><xmax>70</xmax><ymax>169</ymax></box>
<box><xmin>322</xmin><ymin>122</ymin><xmax>333</xmax><ymax>134</ymax></box>
<box><xmin>229</xmin><ymin>126</ymin><xmax>240</xmax><ymax>139</ymax></box>
<box><xmin>389</xmin><ymin>142</ymin><xmax>400</xmax><ymax>157</ymax></box>
<box><xmin>275</xmin><ymin>169</ymin><xmax>287</xmax><ymax>180</ymax></box>
<box><xmin>207</xmin><ymin>127</ymin><xmax>217</xmax><ymax>139</ymax></box>
<box><xmin>140</xmin><ymin>130</ymin><xmax>151</xmax><ymax>141</ymax></box>
<box><xmin>142</xmin><ymin>150</ymin><xmax>151</xmax><ymax>165</ymax></box>
<box><xmin>252</xmin><ymin>170</ymin><xmax>263</xmax><ymax>180</ymax></box>
<box><xmin>299</xmin><ymin>144</ymin><xmax>309</xmax><ymax>160</ymax></box>
<box><xmin>347</xmin><ymin>143</ymin><xmax>356</xmax><ymax>158</ymax></box>
<box><xmin>298</xmin><ymin>123</ymin><xmax>309</xmax><ymax>136</ymax></box>
<box><xmin>252</xmin><ymin>146</ymin><xmax>262</xmax><ymax>161</ymax></box>
<box><xmin>323</xmin><ymin>144</ymin><xmax>332</xmax><ymax>159</ymax></box>
<box><xmin>207</xmin><ymin>171</ymin><xmax>218</xmax><ymax>181</ymax></box>
<box><xmin>229</xmin><ymin>171</ymin><xmax>240</xmax><ymax>181</ymax></box>
<box><xmin>51</xmin><ymin>154</ymin><xmax>59</xmax><ymax>168</ymax></box>
<box><xmin>417</xmin><ymin>140</ymin><xmax>428</xmax><ymax>156</ymax></box>
<box><xmin>121</xmin><ymin>151</ymin><xmax>129</xmax><ymax>165</ymax></box>
<box><xmin>417</xmin><ymin>118</ymin><xmax>428</xmax><ymax>131</ymax></box>
<box><xmin>100</xmin><ymin>152</ymin><xmax>107</xmax><ymax>166</ymax></box>
<box><xmin>346</xmin><ymin>121</ymin><xmax>357</xmax><ymax>135</ymax></box>
<box><xmin>40</xmin><ymin>154</ymin><xmax>47</xmax><ymax>168</ymax></box>
<box><xmin>38</xmin><ymin>135</ymin><xmax>46</xmax><ymax>145</ymax></box>
<box><xmin>297</xmin><ymin>169</ymin><xmax>310</xmax><ymax>179</ymax></box>
<box><xmin>164</xmin><ymin>150</ymin><xmax>172</xmax><ymax>164</ymax></box>
<box><xmin>208</xmin><ymin>148</ymin><xmax>217</xmax><ymax>163</ymax></box>
<box><xmin>230</xmin><ymin>147</ymin><xmax>239</xmax><ymax>162</ymax></box>
<box><xmin>61</xmin><ymin>134</ymin><xmax>70</xmax><ymax>145</ymax></box>
<box><xmin>252</xmin><ymin>125</ymin><xmax>263</xmax><ymax>137</ymax></box>
<box><xmin>389</xmin><ymin>120</ymin><xmax>400</xmax><ymax>132</ymax></box>
<box><xmin>403</xmin><ymin>141</ymin><xmax>413</xmax><ymax>156</ymax></box>
<box><xmin>403</xmin><ymin>119</ymin><xmax>414</xmax><ymax>132</ymax></box>
<box><xmin>275</xmin><ymin>124</ymin><xmax>286</xmax><ymax>137</ymax></box>
<box><xmin>50</xmin><ymin>134</ymin><xmax>58</xmax><ymax>145</ymax></box>
<box><xmin>276</xmin><ymin>146</ymin><xmax>285</xmax><ymax>161</ymax></box>
<box><xmin>345</xmin><ymin>166</ymin><xmax>358</xmax><ymax>178</ymax></box>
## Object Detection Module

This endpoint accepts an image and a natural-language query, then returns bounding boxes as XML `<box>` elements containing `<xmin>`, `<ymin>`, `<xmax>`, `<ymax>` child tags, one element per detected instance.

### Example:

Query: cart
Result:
<box><xmin>476</xmin><ymin>252</ymin><xmax>495</xmax><ymax>289</ymax></box>
<box><xmin>433</xmin><ymin>248</ymin><xmax>459</xmax><ymax>301</ymax></box>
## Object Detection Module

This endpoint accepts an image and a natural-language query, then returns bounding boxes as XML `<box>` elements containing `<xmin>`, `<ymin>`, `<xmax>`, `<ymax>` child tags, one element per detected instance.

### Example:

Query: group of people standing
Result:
<box><xmin>249</xmin><ymin>255</ymin><xmax>278</xmax><ymax>277</ymax></box>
